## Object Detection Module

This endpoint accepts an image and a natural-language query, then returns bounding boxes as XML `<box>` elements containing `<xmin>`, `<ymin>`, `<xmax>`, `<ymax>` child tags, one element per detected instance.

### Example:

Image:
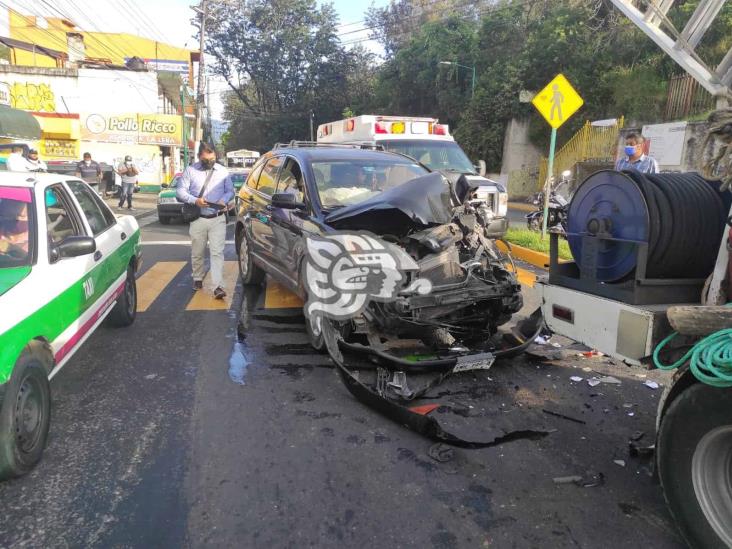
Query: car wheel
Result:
<box><xmin>299</xmin><ymin>268</ymin><xmax>324</xmax><ymax>351</ymax></box>
<box><xmin>107</xmin><ymin>265</ymin><xmax>137</xmax><ymax>327</ymax></box>
<box><xmin>159</xmin><ymin>216</ymin><xmax>171</xmax><ymax>225</ymax></box>
<box><xmin>237</xmin><ymin>230</ymin><xmax>264</xmax><ymax>285</ymax></box>
<box><xmin>658</xmin><ymin>383</ymin><xmax>732</xmax><ymax>549</ymax></box>
<box><xmin>0</xmin><ymin>346</ymin><xmax>52</xmax><ymax>480</ymax></box>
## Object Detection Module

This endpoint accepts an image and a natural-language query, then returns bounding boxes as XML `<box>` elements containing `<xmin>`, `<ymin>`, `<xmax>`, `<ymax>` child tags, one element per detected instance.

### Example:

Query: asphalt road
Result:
<box><xmin>0</xmin><ymin>214</ymin><xmax>686</xmax><ymax>548</ymax></box>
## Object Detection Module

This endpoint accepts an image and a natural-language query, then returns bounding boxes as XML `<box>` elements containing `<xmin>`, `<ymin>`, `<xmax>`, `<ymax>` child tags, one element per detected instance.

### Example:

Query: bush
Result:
<box><xmin>504</xmin><ymin>228</ymin><xmax>573</xmax><ymax>260</ymax></box>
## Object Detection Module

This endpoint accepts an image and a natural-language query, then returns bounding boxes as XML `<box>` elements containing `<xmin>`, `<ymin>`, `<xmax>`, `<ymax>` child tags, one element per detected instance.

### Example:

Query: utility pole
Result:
<box><xmin>310</xmin><ymin>111</ymin><xmax>314</xmax><ymax>141</ymax></box>
<box><xmin>194</xmin><ymin>0</ymin><xmax>208</xmax><ymax>147</ymax></box>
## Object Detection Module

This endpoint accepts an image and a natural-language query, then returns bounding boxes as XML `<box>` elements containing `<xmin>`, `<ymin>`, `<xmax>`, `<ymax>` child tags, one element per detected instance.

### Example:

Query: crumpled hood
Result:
<box><xmin>324</xmin><ymin>172</ymin><xmax>453</xmax><ymax>234</ymax></box>
<box><xmin>0</xmin><ymin>266</ymin><xmax>30</xmax><ymax>297</ymax></box>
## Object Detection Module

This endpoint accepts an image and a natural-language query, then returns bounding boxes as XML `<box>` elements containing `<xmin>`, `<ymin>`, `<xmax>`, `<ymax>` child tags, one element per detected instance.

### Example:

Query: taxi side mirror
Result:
<box><xmin>161</xmin><ymin>183</ymin><xmax>170</xmax><ymax>189</ymax></box>
<box><xmin>51</xmin><ymin>236</ymin><xmax>96</xmax><ymax>262</ymax></box>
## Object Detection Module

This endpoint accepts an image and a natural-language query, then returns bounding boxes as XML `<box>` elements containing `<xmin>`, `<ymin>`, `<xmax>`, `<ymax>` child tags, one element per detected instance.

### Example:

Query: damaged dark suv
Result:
<box><xmin>235</xmin><ymin>143</ymin><xmax>523</xmax><ymax>363</ymax></box>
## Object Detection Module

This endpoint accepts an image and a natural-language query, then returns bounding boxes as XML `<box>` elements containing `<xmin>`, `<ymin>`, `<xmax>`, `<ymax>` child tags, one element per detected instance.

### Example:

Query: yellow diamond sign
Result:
<box><xmin>532</xmin><ymin>74</ymin><xmax>583</xmax><ymax>129</ymax></box>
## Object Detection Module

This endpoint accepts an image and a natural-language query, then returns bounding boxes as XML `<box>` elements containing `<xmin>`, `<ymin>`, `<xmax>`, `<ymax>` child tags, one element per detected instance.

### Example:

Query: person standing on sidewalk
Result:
<box><xmin>615</xmin><ymin>133</ymin><xmax>659</xmax><ymax>174</ymax></box>
<box><xmin>75</xmin><ymin>153</ymin><xmax>102</xmax><ymax>195</ymax></box>
<box><xmin>117</xmin><ymin>155</ymin><xmax>139</xmax><ymax>211</ymax></box>
<box><xmin>176</xmin><ymin>143</ymin><xmax>233</xmax><ymax>300</ymax></box>
<box><xmin>26</xmin><ymin>149</ymin><xmax>47</xmax><ymax>172</ymax></box>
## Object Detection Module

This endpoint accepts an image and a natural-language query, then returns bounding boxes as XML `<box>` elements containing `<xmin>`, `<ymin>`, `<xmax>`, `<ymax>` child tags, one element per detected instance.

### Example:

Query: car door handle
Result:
<box><xmin>121</xmin><ymin>232</ymin><xmax>127</xmax><ymax>241</ymax></box>
<box><xmin>94</xmin><ymin>251</ymin><xmax>103</xmax><ymax>261</ymax></box>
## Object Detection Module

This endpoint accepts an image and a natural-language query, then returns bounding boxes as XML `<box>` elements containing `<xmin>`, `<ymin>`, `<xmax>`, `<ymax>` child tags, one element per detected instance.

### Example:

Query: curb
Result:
<box><xmin>497</xmin><ymin>240</ymin><xmax>553</xmax><ymax>270</ymax></box>
<box><xmin>508</xmin><ymin>202</ymin><xmax>536</xmax><ymax>213</ymax></box>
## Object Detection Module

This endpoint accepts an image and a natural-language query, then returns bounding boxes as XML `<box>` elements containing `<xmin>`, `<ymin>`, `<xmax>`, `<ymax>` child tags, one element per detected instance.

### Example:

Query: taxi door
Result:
<box><xmin>247</xmin><ymin>155</ymin><xmax>286</xmax><ymax>274</ymax></box>
<box><xmin>65</xmin><ymin>180</ymin><xmax>128</xmax><ymax>299</ymax></box>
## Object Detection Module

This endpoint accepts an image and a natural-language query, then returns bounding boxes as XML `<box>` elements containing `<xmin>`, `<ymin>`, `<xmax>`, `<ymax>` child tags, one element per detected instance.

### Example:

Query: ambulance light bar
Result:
<box><xmin>368</xmin><ymin>119</ymin><xmax>449</xmax><ymax>136</ymax></box>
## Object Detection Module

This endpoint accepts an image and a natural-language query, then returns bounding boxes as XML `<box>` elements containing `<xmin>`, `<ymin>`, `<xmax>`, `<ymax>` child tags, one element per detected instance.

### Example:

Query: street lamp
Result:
<box><xmin>439</xmin><ymin>60</ymin><xmax>476</xmax><ymax>98</ymax></box>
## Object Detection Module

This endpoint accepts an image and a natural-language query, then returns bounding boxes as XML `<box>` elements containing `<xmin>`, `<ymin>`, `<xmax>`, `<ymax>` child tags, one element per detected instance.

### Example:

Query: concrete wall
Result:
<box><xmin>500</xmin><ymin>118</ymin><xmax>542</xmax><ymax>175</ymax></box>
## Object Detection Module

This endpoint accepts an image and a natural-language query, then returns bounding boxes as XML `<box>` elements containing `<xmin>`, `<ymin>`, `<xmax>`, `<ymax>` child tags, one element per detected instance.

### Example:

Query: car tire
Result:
<box><xmin>107</xmin><ymin>265</ymin><xmax>137</xmax><ymax>327</ymax></box>
<box><xmin>657</xmin><ymin>383</ymin><xmax>732</xmax><ymax>549</ymax></box>
<box><xmin>299</xmin><ymin>268</ymin><xmax>324</xmax><ymax>351</ymax></box>
<box><xmin>159</xmin><ymin>216</ymin><xmax>171</xmax><ymax>225</ymax></box>
<box><xmin>0</xmin><ymin>346</ymin><xmax>52</xmax><ymax>480</ymax></box>
<box><xmin>237</xmin><ymin>230</ymin><xmax>264</xmax><ymax>285</ymax></box>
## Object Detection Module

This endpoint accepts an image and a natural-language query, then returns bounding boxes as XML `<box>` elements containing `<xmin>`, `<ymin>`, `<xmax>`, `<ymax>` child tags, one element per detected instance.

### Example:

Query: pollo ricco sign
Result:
<box><xmin>81</xmin><ymin>113</ymin><xmax>182</xmax><ymax>146</ymax></box>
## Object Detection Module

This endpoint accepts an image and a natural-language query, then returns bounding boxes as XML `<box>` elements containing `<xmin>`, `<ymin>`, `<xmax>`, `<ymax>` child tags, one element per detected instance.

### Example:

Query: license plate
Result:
<box><xmin>159</xmin><ymin>197</ymin><xmax>177</xmax><ymax>204</ymax></box>
<box><xmin>452</xmin><ymin>352</ymin><xmax>495</xmax><ymax>373</ymax></box>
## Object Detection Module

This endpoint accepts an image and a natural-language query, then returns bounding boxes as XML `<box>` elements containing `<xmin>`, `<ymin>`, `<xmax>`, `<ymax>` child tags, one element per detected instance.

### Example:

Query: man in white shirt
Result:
<box><xmin>6</xmin><ymin>147</ymin><xmax>30</xmax><ymax>172</ymax></box>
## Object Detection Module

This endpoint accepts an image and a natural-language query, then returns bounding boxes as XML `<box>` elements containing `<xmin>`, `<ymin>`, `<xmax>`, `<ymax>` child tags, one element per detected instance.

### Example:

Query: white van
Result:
<box><xmin>317</xmin><ymin>115</ymin><xmax>508</xmax><ymax>235</ymax></box>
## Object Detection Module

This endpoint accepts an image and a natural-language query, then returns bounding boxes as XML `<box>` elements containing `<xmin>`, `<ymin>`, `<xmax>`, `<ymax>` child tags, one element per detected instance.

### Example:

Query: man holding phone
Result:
<box><xmin>176</xmin><ymin>143</ymin><xmax>234</xmax><ymax>299</ymax></box>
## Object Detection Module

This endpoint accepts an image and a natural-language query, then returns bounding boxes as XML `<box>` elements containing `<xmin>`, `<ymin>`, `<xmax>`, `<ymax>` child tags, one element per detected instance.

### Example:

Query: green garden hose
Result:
<box><xmin>653</xmin><ymin>329</ymin><xmax>732</xmax><ymax>388</ymax></box>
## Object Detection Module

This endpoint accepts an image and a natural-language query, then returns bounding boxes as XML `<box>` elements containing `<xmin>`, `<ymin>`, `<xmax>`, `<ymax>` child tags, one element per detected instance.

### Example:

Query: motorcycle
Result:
<box><xmin>526</xmin><ymin>171</ymin><xmax>572</xmax><ymax>234</ymax></box>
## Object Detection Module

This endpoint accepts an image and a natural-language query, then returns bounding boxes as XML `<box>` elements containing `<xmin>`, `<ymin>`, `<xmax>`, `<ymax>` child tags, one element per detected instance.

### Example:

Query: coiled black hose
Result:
<box><xmin>570</xmin><ymin>171</ymin><xmax>728</xmax><ymax>280</ymax></box>
<box><xmin>623</xmin><ymin>172</ymin><xmax>726</xmax><ymax>278</ymax></box>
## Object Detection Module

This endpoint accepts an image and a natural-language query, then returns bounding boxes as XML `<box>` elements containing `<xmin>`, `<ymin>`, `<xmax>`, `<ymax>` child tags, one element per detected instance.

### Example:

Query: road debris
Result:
<box><xmin>629</xmin><ymin>442</ymin><xmax>655</xmax><ymax>458</ymax></box>
<box><xmin>588</xmin><ymin>375</ymin><xmax>621</xmax><ymax>387</ymax></box>
<box><xmin>553</xmin><ymin>471</ymin><xmax>605</xmax><ymax>487</ymax></box>
<box><xmin>570</xmin><ymin>376</ymin><xmax>583</xmax><ymax>382</ymax></box>
<box><xmin>542</xmin><ymin>408</ymin><xmax>586</xmax><ymax>424</ymax></box>
<box><xmin>614</xmin><ymin>459</ymin><xmax>626</xmax><ymax>467</ymax></box>
<box><xmin>630</xmin><ymin>431</ymin><xmax>645</xmax><ymax>442</ymax></box>
<box><xmin>643</xmin><ymin>380</ymin><xmax>660</xmax><ymax>390</ymax></box>
<box><xmin>427</xmin><ymin>443</ymin><xmax>455</xmax><ymax>463</ymax></box>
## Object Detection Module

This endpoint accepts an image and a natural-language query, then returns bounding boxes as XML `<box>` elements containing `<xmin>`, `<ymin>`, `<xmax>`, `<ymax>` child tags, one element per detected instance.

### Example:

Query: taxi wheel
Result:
<box><xmin>107</xmin><ymin>266</ymin><xmax>137</xmax><ymax>327</ymax></box>
<box><xmin>0</xmin><ymin>346</ymin><xmax>52</xmax><ymax>480</ymax></box>
<box><xmin>238</xmin><ymin>231</ymin><xmax>264</xmax><ymax>285</ymax></box>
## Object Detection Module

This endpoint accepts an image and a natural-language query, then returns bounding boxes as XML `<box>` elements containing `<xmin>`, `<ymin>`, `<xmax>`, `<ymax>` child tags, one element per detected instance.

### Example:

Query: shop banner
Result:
<box><xmin>81</xmin><ymin>113</ymin><xmax>182</xmax><ymax>146</ymax></box>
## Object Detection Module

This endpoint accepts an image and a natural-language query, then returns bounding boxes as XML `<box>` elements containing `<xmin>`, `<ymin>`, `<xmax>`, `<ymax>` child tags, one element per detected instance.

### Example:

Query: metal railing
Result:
<box><xmin>664</xmin><ymin>73</ymin><xmax>715</xmax><ymax>121</ymax></box>
<box><xmin>537</xmin><ymin>117</ymin><xmax>624</xmax><ymax>188</ymax></box>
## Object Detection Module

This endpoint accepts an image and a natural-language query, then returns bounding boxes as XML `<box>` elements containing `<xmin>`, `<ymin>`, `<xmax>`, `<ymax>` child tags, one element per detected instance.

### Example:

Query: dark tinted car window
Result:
<box><xmin>276</xmin><ymin>158</ymin><xmax>305</xmax><ymax>202</ymax></box>
<box><xmin>67</xmin><ymin>180</ymin><xmax>116</xmax><ymax>235</ymax></box>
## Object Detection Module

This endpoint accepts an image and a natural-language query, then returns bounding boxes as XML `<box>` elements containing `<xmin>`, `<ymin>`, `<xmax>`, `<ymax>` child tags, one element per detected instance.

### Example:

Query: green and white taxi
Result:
<box><xmin>0</xmin><ymin>172</ymin><xmax>141</xmax><ymax>479</ymax></box>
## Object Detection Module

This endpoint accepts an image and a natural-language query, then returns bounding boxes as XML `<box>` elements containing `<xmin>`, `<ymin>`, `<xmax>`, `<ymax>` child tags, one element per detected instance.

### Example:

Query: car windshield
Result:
<box><xmin>312</xmin><ymin>159</ymin><xmax>428</xmax><ymax>208</ymax></box>
<box><xmin>0</xmin><ymin>186</ymin><xmax>33</xmax><ymax>268</ymax></box>
<box><xmin>380</xmin><ymin>140</ymin><xmax>475</xmax><ymax>174</ymax></box>
<box><xmin>231</xmin><ymin>174</ymin><xmax>246</xmax><ymax>185</ymax></box>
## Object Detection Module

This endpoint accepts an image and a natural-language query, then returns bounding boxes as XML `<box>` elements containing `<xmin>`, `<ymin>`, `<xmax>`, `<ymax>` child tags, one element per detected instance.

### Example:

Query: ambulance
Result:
<box><xmin>316</xmin><ymin>115</ymin><xmax>508</xmax><ymax>234</ymax></box>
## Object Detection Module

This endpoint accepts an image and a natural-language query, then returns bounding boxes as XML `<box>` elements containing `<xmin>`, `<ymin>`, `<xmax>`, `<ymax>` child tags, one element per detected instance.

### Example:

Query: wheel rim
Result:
<box><xmin>14</xmin><ymin>374</ymin><xmax>44</xmax><ymax>454</ymax></box>
<box><xmin>239</xmin><ymin>236</ymin><xmax>249</xmax><ymax>278</ymax></box>
<box><xmin>692</xmin><ymin>425</ymin><xmax>732</xmax><ymax>545</ymax></box>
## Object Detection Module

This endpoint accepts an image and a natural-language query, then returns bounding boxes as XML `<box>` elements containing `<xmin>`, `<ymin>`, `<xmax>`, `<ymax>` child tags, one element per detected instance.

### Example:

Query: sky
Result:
<box><xmin>0</xmin><ymin>0</ymin><xmax>389</xmax><ymax>119</ymax></box>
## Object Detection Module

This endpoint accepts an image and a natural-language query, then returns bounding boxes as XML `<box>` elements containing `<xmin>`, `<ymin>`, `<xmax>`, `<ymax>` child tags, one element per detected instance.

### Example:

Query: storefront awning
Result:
<box><xmin>32</xmin><ymin>113</ymin><xmax>80</xmax><ymax>139</ymax></box>
<box><xmin>0</xmin><ymin>105</ymin><xmax>41</xmax><ymax>140</ymax></box>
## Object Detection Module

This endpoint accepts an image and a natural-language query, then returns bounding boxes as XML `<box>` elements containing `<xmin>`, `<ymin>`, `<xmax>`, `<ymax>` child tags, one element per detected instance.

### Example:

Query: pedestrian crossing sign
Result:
<box><xmin>532</xmin><ymin>74</ymin><xmax>583</xmax><ymax>129</ymax></box>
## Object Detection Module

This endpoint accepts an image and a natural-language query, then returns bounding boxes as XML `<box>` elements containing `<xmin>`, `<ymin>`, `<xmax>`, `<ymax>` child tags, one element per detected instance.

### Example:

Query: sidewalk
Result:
<box><xmin>102</xmin><ymin>191</ymin><xmax>159</xmax><ymax>220</ymax></box>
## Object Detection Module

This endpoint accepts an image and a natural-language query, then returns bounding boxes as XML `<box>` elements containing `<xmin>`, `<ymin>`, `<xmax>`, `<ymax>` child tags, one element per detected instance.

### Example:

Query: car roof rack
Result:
<box><xmin>273</xmin><ymin>141</ymin><xmax>384</xmax><ymax>151</ymax></box>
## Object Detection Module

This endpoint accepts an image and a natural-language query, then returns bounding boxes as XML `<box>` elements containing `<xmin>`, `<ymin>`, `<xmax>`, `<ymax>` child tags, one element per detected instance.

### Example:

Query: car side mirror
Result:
<box><xmin>477</xmin><ymin>160</ymin><xmax>487</xmax><ymax>177</ymax></box>
<box><xmin>51</xmin><ymin>236</ymin><xmax>96</xmax><ymax>262</ymax></box>
<box><xmin>272</xmin><ymin>192</ymin><xmax>305</xmax><ymax>210</ymax></box>
<box><xmin>161</xmin><ymin>183</ymin><xmax>169</xmax><ymax>189</ymax></box>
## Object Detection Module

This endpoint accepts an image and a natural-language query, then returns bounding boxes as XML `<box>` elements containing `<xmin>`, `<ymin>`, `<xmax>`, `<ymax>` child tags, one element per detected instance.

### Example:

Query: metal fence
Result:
<box><xmin>664</xmin><ymin>74</ymin><xmax>715</xmax><ymax>121</ymax></box>
<box><xmin>537</xmin><ymin>117</ymin><xmax>624</xmax><ymax>189</ymax></box>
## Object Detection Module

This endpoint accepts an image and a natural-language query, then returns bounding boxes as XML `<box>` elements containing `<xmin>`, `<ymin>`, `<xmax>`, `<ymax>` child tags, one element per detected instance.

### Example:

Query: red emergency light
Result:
<box><xmin>375</xmin><ymin>121</ymin><xmax>388</xmax><ymax>134</ymax></box>
<box><xmin>432</xmin><ymin>124</ymin><xmax>448</xmax><ymax>136</ymax></box>
<box><xmin>344</xmin><ymin>119</ymin><xmax>355</xmax><ymax>132</ymax></box>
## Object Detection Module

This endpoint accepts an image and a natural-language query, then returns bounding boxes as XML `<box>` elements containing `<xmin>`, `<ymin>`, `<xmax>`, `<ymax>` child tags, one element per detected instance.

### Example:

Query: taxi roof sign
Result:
<box><xmin>532</xmin><ymin>74</ymin><xmax>583</xmax><ymax>129</ymax></box>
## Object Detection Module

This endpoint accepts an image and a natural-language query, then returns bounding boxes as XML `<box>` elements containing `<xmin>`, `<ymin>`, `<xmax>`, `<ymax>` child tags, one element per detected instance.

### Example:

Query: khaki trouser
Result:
<box><xmin>189</xmin><ymin>214</ymin><xmax>226</xmax><ymax>288</ymax></box>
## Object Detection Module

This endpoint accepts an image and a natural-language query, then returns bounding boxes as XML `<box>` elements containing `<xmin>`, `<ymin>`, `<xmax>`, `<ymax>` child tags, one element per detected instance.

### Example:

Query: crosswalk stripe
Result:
<box><xmin>185</xmin><ymin>261</ymin><xmax>239</xmax><ymax>311</ymax></box>
<box><xmin>264</xmin><ymin>278</ymin><xmax>304</xmax><ymax>309</ymax></box>
<box><xmin>136</xmin><ymin>261</ymin><xmax>187</xmax><ymax>312</ymax></box>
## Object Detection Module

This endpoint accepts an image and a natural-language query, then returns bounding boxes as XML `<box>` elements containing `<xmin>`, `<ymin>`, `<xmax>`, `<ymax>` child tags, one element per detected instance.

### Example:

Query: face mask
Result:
<box><xmin>201</xmin><ymin>159</ymin><xmax>215</xmax><ymax>169</ymax></box>
<box><xmin>624</xmin><ymin>146</ymin><xmax>637</xmax><ymax>157</ymax></box>
<box><xmin>125</xmin><ymin>162</ymin><xmax>131</xmax><ymax>167</ymax></box>
<box><xmin>85</xmin><ymin>160</ymin><xmax>91</xmax><ymax>165</ymax></box>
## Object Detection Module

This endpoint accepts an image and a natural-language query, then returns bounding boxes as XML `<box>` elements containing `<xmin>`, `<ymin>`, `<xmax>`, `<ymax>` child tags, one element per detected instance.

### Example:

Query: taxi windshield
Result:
<box><xmin>312</xmin><ymin>159</ymin><xmax>428</xmax><ymax>208</ymax></box>
<box><xmin>0</xmin><ymin>186</ymin><xmax>33</xmax><ymax>268</ymax></box>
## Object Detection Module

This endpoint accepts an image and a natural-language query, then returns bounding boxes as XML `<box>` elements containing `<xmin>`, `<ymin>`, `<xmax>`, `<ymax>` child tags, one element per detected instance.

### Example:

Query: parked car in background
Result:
<box><xmin>0</xmin><ymin>172</ymin><xmax>141</xmax><ymax>479</ymax></box>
